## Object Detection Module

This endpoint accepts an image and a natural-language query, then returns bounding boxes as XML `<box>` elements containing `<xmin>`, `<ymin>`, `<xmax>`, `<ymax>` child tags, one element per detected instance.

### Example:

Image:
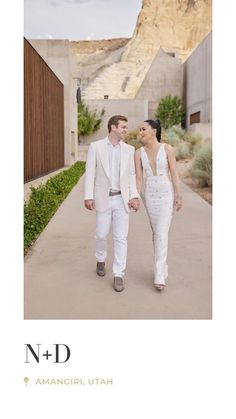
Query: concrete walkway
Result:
<box><xmin>24</xmin><ymin>176</ymin><xmax>212</xmax><ymax>320</ymax></box>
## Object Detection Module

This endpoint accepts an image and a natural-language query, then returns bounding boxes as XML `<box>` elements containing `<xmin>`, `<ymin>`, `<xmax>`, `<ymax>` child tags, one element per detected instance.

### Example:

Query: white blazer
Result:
<box><xmin>84</xmin><ymin>137</ymin><xmax>140</xmax><ymax>212</ymax></box>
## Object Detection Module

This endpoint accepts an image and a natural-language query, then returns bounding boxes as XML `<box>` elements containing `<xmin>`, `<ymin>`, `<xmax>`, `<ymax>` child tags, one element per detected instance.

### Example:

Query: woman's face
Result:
<box><xmin>139</xmin><ymin>122</ymin><xmax>156</xmax><ymax>145</ymax></box>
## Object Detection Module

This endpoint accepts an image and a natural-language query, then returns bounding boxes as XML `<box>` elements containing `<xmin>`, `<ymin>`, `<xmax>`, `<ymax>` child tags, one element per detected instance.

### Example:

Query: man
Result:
<box><xmin>84</xmin><ymin>115</ymin><xmax>140</xmax><ymax>292</ymax></box>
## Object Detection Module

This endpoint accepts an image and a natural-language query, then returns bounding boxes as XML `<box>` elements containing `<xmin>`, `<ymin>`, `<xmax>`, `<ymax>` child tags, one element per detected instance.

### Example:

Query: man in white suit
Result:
<box><xmin>84</xmin><ymin>115</ymin><xmax>140</xmax><ymax>292</ymax></box>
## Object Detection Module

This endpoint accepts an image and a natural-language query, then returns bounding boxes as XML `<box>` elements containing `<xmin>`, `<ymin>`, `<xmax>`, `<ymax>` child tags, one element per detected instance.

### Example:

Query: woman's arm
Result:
<box><xmin>165</xmin><ymin>143</ymin><xmax>183</xmax><ymax>211</ymax></box>
<box><xmin>134</xmin><ymin>149</ymin><xmax>143</xmax><ymax>194</ymax></box>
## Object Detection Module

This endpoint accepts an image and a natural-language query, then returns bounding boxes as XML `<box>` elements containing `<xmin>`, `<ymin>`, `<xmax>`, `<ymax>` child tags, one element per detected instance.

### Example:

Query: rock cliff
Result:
<box><xmin>71</xmin><ymin>0</ymin><xmax>212</xmax><ymax>99</ymax></box>
<box><xmin>123</xmin><ymin>0</ymin><xmax>212</xmax><ymax>63</ymax></box>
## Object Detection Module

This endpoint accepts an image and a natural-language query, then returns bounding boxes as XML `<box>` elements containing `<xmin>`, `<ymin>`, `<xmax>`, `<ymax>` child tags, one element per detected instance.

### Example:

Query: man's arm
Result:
<box><xmin>84</xmin><ymin>143</ymin><xmax>96</xmax><ymax>210</ymax></box>
<box><xmin>128</xmin><ymin>147</ymin><xmax>140</xmax><ymax>211</ymax></box>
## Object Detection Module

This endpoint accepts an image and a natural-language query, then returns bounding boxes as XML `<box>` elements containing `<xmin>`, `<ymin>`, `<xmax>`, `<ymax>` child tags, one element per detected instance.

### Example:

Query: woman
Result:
<box><xmin>134</xmin><ymin>120</ymin><xmax>182</xmax><ymax>291</ymax></box>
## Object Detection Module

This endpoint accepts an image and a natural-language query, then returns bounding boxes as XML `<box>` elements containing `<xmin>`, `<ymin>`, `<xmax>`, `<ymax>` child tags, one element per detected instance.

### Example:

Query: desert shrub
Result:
<box><xmin>171</xmin><ymin>126</ymin><xmax>186</xmax><ymax>140</ymax></box>
<box><xmin>24</xmin><ymin>161</ymin><xmax>85</xmax><ymax>252</ymax></box>
<box><xmin>124</xmin><ymin>130</ymin><xmax>142</xmax><ymax>150</ymax></box>
<box><xmin>175</xmin><ymin>142</ymin><xmax>192</xmax><ymax>160</ymax></box>
<box><xmin>165</xmin><ymin>127</ymin><xmax>203</xmax><ymax>156</ymax></box>
<box><xmin>184</xmin><ymin>132</ymin><xmax>202</xmax><ymax>152</ymax></box>
<box><xmin>191</xmin><ymin>142</ymin><xmax>212</xmax><ymax>186</ymax></box>
<box><xmin>165</xmin><ymin>128</ymin><xmax>182</xmax><ymax>146</ymax></box>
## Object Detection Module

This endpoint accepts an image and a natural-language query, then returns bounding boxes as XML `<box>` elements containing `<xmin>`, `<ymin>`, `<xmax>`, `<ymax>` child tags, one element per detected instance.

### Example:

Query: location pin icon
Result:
<box><xmin>24</xmin><ymin>377</ymin><xmax>29</xmax><ymax>387</ymax></box>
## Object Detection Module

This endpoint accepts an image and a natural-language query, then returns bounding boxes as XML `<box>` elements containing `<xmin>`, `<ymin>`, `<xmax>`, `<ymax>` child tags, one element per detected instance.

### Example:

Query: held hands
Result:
<box><xmin>128</xmin><ymin>198</ymin><xmax>140</xmax><ymax>212</ymax></box>
<box><xmin>85</xmin><ymin>198</ymin><xmax>140</xmax><ymax>211</ymax></box>
<box><xmin>174</xmin><ymin>195</ymin><xmax>183</xmax><ymax>211</ymax></box>
<box><xmin>84</xmin><ymin>199</ymin><xmax>95</xmax><ymax>210</ymax></box>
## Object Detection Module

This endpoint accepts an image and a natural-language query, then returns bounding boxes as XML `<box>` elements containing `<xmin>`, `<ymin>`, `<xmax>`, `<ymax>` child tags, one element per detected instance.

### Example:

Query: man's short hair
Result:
<box><xmin>107</xmin><ymin>115</ymin><xmax>128</xmax><ymax>133</ymax></box>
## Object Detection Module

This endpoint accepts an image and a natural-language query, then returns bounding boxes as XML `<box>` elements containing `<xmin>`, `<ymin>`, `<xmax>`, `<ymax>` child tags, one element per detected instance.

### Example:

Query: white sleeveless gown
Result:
<box><xmin>140</xmin><ymin>144</ymin><xmax>174</xmax><ymax>285</ymax></box>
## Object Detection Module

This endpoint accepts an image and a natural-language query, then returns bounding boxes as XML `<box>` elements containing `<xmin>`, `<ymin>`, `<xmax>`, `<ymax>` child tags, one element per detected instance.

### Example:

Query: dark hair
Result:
<box><xmin>108</xmin><ymin>115</ymin><xmax>128</xmax><ymax>133</ymax></box>
<box><xmin>144</xmin><ymin>119</ymin><xmax>161</xmax><ymax>142</ymax></box>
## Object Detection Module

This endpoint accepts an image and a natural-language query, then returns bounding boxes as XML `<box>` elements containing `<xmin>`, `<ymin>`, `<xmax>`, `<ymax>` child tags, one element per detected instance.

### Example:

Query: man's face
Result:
<box><xmin>112</xmin><ymin>120</ymin><xmax>128</xmax><ymax>139</ymax></box>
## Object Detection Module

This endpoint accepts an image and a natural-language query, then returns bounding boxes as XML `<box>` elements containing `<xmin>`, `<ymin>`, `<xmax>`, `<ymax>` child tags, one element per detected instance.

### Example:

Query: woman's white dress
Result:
<box><xmin>140</xmin><ymin>144</ymin><xmax>174</xmax><ymax>285</ymax></box>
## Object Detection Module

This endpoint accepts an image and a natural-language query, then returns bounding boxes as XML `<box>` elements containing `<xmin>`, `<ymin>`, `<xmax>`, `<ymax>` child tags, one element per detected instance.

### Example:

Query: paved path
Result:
<box><xmin>24</xmin><ymin>176</ymin><xmax>212</xmax><ymax>319</ymax></box>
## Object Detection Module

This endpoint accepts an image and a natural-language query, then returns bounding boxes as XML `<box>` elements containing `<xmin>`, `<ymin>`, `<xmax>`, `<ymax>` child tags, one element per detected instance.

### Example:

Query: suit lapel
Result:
<box><xmin>120</xmin><ymin>141</ymin><xmax>129</xmax><ymax>178</ymax></box>
<box><xmin>98</xmin><ymin>138</ymin><xmax>110</xmax><ymax>179</ymax></box>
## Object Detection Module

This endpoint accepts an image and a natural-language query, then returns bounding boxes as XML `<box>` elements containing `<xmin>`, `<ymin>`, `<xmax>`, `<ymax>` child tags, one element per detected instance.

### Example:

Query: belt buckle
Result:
<box><xmin>109</xmin><ymin>191</ymin><xmax>121</xmax><ymax>197</ymax></box>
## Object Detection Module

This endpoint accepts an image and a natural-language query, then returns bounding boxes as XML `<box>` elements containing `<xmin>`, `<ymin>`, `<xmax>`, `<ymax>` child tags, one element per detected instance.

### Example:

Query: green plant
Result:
<box><xmin>191</xmin><ymin>142</ymin><xmax>212</xmax><ymax>186</ymax></box>
<box><xmin>77</xmin><ymin>101</ymin><xmax>105</xmax><ymax>139</ymax></box>
<box><xmin>184</xmin><ymin>132</ymin><xmax>202</xmax><ymax>152</ymax></box>
<box><xmin>171</xmin><ymin>126</ymin><xmax>186</xmax><ymax>140</ymax></box>
<box><xmin>24</xmin><ymin>161</ymin><xmax>85</xmax><ymax>252</ymax></box>
<box><xmin>155</xmin><ymin>95</ymin><xmax>185</xmax><ymax>129</ymax></box>
<box><xmin>175</xmin><ymin>142</ymin><xmax>192</xmax><ymax>160</ymax></box>
<box><xmin>124</xmin><ymin>130</ymin><xmax>142</xmax><ymax>150</ymax></box>
<box><xmin>165</xmin><ymin>128</ymin><xmax>182</xmax><ymax>146</ymax></box>
<box><xmin>165</xmin><ymin>127</ymin><xmax>202</xmax><ymax>157</ymax></box>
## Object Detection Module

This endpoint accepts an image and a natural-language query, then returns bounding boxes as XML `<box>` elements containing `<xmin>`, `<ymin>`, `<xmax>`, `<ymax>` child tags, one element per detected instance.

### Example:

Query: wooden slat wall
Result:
<box><xmin>190</xmin><ymin>111</ymin><xmax>200</xmax><ymax>125</ymax></box>
<box><xmin>24</xmin><ymin>39</ymin><xmax>64</xmax><ymax>183</ymax></box>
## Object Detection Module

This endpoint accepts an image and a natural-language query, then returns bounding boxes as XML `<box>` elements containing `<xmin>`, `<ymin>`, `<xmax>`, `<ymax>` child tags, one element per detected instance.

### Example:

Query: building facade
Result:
<box><xmin>24</xmin><ymin>39</ymin><xmax>64</xmax><ymax>182</ymax></box>
<box><xmin>183</xmin><ymin>32</ymin><xmax>212</xmax><ymax>138</ymax></box>
<box><xmin>136</xmin><ymin>48</ymin><xmax>183</xmax><ymax>119</ymax></box>
<box><xmin>28</xmin><ymin>39</ymin><xmax>78</xmax><ymax>168</ymax></box>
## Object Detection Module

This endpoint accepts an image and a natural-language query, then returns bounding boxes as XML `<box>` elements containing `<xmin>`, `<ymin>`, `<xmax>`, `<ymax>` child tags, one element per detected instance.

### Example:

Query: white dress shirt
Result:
<box><xmin>107</xmin><ymin>139</ymin><xmax>121</xmax><ymax>192</ymax></box>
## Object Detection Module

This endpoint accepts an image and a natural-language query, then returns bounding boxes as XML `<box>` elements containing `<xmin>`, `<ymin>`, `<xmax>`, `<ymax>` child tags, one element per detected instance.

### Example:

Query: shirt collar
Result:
<box><xmin>107</xmin><ymin>138</ymin><xmax>121</xmax><ymax>147</ymax></box>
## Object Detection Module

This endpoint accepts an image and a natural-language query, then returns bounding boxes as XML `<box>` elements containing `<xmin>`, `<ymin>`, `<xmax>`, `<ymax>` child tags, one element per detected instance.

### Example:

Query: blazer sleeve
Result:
<box><xmin>129</xmin><ymin>147</ymin><xmax>140</xmax><ymax>200</ymax></box>
<box><xmin>84</xmin><ymin>143</ymin><xmax>96</xmax><ymax>200</ymax></box>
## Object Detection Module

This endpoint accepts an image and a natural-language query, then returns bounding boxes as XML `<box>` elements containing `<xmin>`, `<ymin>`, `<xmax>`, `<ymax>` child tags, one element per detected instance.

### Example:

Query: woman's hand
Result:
<box><xmin>174</xmin><ymin>195</ymin><xmax>183</xmax><ymax>211</ymax></box>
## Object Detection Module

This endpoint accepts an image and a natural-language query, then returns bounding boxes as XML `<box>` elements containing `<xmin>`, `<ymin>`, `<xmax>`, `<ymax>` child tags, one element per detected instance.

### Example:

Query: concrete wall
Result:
<box><xmin>136</xmin><ymin>48</ymin><xmax>183</xmax><ymax>118</ymax></box>
<box><xmin>188</xmin><ymin>123</ymin><xmax>212</xmax><ymax>141</ymax></box>
<box><xmin>28</xmin><ymin>39</ymin><xmax>78</xmax><ymax>166</ymax></box>
<box><xmin>80</xmin><ymin>99</ymin><xmax>148</xmax><ymax>143</ymax></box>
<box><xmin>184</xmin><ymin>32</ymin><xmax>212</xmax><ymax>131</ymax></box>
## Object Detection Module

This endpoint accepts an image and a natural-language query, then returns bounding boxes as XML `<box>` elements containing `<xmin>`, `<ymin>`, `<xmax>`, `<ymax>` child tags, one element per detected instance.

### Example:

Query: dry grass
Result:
<box><xmin>177</xmin><ymin>158</ymin><xmax>212</xmax><ymax>205</ymax></box>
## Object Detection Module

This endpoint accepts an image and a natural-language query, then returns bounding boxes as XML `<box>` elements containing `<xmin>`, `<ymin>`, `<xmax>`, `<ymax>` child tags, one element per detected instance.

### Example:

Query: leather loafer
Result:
<box><xmin>96</xmin><ymin>262</ymin><xmax>106</xmax><ymax>276</ymax></box>
<box><xmin>113</xmin><ymin>276</ymin><xmax>124</xmax><ymax>292</ymax></box>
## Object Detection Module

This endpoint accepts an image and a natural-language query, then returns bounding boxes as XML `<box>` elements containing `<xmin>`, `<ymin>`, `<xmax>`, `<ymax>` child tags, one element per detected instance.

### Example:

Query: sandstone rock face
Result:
<box><xmin>123</xmin><ymin>0</ymin><xmax>212</xmax><ymax>63</ymax></box>
<box><xmin>72</xmin><ymin>0</ymin><xmax>212</xmax><ymax>99</ymax></box>
<box><xmin>70</xmin><ymin>38</ymin><xmax>129</xmax><ymax>88</ymax></box>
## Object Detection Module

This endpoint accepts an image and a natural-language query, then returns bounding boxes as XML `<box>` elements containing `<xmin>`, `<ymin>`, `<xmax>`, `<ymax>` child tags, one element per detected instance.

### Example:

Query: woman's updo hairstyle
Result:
<box><xmin>145</xmin><ymin>119</ymin><xmax>161</xmax><ymax>142</ymax></box>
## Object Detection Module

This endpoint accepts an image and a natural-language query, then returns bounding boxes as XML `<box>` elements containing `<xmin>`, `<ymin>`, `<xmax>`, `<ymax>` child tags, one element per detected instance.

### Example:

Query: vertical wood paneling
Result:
<box><xmin>190</xmin><ymin>111</ymin><xmax>200</xmax><ymax>125</ymax></box>
<box><xmin>24</xmin><ymin>39</ymin><xmax>64</xmax><ymax>183</ymax></box>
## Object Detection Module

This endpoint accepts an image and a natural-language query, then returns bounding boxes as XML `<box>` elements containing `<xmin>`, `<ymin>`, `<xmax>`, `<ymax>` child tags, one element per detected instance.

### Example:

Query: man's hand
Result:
<box><xmin>84</xmin><ymin>199</ymin><xmax>95</xmax><ymax>210</ymax></box>
<box><xmin>128</xmin><ymin>198</ymin><xmax>140</xmax><ymax>212</ymax></box>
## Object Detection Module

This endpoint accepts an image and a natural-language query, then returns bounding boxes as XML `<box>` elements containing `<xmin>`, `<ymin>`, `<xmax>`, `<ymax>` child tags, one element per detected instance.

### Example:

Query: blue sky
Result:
<box><xmin>24</xmin><ymin>0</ymin><xmax>142</xmax><ymax>40</ymax></box>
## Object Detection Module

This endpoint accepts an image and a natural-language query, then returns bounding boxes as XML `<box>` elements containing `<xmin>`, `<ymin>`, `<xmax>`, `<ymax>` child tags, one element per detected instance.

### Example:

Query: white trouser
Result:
<box><xmin>95</xmin><ymin>195</ymin><xmax>129</xmax><ymax>278</ymax></box>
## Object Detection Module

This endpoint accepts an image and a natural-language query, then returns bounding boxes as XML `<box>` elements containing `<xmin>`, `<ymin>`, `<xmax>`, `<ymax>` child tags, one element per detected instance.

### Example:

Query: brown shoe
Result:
<box><xmin>113</xmin><ymin>276</ymin><xmax>124</xmax><ymax>292</ymax></box>
<box><xmin>96</xmin><ymin>262</ymin><xmax>106</xmax><ymax>276</ymax></box>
